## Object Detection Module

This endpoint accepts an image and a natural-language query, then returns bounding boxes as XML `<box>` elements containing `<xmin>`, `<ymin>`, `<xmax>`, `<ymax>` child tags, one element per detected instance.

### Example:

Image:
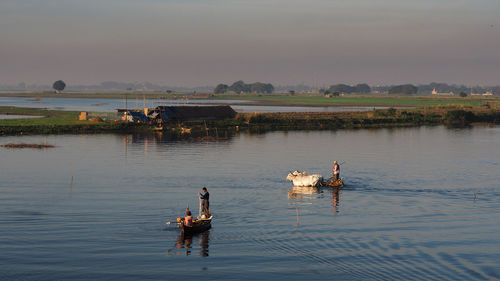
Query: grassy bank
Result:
<box><xmin>0</xmin><ymin>107</ymin><xmax>148</xmax><ymax>135</ymax></box>
<box><xmin>1</xmin><ymin>143</ymin><xmax>55</xmax><ymax>149</ymax></box>
<box><xmin>1</xmin><ymin>105</ymin><xmax>498</xmax><ymax>136</ymax></box>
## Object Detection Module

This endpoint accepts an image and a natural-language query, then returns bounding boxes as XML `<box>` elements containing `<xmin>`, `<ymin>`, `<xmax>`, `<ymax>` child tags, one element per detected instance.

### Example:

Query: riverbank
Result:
<box><xmin>1</xmin><ymin>105</ymin><xmax>498</xmax><ymax>136</ymax></box>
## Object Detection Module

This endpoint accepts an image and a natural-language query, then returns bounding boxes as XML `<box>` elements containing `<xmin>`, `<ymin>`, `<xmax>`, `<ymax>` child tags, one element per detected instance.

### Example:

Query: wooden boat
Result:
<box><xmin>323</xmin><ymin>178</ymin><xmax>344</xmax><ymax>188</ymax></box>
<box><xmin>181</xmin><ymin>216</ymin><xmax>213</xmax><ymax>235</ymax></box>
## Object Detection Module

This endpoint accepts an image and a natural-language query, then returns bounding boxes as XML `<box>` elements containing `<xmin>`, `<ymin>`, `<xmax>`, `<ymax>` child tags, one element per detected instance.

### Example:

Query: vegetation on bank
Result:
<box><xmin>0</xmin><ymin>107</ymin><xmax>148</xmax><ymax>135</ymax></box>
<box><xmin>1</xmin><ymin>143</ymin><xmax>55</xmax><ymax>149</ymax></box>
<box><xmin>1</xmin><ymin>103</ymin><xmax>498</xmax><ymax>136</ymax></box>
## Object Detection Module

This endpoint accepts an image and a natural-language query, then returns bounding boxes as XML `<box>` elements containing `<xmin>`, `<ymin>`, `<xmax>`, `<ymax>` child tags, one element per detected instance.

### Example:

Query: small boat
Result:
<box><xmin>181</xmin><ymin>216</ymin><xmax>213</xmax><ymax>235</ymax></box>
<box><xmin>323</xmin><ymin>178</ymin><xmax>344</xmax><ymax>188</ymax></box>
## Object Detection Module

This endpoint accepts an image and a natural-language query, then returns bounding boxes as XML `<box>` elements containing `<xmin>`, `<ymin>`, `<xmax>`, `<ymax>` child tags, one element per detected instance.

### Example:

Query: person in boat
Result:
<box><xmin>184</xmin><ymin>210</ymin><xmax>193</xmax><ymax>227</ymax></box>
<box><xmin>332</xmin><ymin>160</ymin><xmax>340</xmax><ymax>180</ymax></box>
<box><xmin>199</xmin><ymin>187</ymin><xmax>210</xmax><ymax>218</ymax></box>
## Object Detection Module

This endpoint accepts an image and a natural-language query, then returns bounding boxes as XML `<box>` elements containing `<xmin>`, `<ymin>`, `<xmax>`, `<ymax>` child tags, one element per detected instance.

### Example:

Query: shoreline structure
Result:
<box><xmin>0</xmin><ymin>94</ymin><xmax>498</xmax><ymax>136</ymax></box>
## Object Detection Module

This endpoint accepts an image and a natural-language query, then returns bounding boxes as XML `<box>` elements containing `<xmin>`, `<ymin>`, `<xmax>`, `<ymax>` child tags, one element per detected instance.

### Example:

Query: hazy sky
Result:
<box><xmin>0</xmin><ymin>0</ymin><xmax>499</xmax><ymax>86</ymax></box>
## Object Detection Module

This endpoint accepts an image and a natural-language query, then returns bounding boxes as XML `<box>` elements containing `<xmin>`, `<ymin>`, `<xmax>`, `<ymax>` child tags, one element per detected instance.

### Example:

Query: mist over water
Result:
<box><xmin>0</xmin><ymin>126</ymin><xmax>499</xmax><ymax>280</ymax></box>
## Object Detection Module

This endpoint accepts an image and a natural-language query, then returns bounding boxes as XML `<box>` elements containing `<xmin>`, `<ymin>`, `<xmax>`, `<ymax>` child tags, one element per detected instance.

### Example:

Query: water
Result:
<box><xmin>0</xmin><ymin>126</ymin><xmax>499</xmax><ymax>280</ymax></box>
<box><xmin>0</xmin><ymin>96</ymin><xmax>397</xmax><ymax>113</ymax></box>
<box><xmin>0</xmin><ymin>114</ymin><xmax>42</xmax><ymax>119</ymax></box>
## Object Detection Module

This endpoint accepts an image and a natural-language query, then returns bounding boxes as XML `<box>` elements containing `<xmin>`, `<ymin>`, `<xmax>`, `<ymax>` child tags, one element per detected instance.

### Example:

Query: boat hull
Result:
<box><xmin>324</xmin><ymin>178</ymin><xmax>344</xmax><ymax>187</ymax></box>
<box><xmin>181</xmin><ymin>217</ymin><xmax>212</xmax><ymax>235</ymax></box>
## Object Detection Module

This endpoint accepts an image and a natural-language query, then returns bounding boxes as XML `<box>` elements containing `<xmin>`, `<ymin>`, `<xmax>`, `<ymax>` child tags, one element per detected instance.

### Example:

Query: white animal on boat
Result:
<box><xmin>286</xmin><ymin>171</ymin><xmax>323</xmax><ymax>187</ymax></box>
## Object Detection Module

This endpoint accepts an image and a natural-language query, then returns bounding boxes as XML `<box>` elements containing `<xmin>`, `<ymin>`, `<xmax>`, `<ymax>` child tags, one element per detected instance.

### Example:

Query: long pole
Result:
<box><xmin>198</xmin><ymin>194</ymin><xmax>202</xmax><ymax>219</ymax></box>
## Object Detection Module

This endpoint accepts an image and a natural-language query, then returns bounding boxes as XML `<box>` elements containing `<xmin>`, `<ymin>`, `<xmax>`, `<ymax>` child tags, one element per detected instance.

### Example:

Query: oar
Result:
<box><xmin>166</xmin><ymin>220</ymin><xmax>181</xmax><ymax>225</ymax></box>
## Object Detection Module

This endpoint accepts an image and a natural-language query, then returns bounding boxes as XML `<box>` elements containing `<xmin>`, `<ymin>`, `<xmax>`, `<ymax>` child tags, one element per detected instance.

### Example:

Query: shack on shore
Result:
<box><xmin>117</xmin><ymin>105</ymin><xmax>237</xmax><ymax>123</ymax></box>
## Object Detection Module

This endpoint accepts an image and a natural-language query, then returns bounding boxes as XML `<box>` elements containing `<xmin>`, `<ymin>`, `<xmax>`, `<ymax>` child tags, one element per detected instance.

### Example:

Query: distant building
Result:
<box><xmin>431</xmin><ymin>88</ymin><xmax>454</xmax><ymax>96</ymax></box>
<box><xmin>482</xmin><ymin>91</ymin><xmax>493</xmax><ymax>96</ymax></box>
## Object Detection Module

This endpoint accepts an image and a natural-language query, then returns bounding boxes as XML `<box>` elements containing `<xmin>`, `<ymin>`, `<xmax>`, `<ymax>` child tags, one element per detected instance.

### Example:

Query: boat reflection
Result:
<box><xmin>174</xmin><ymin>230</ymin><xmax>210</xmax><ymax>257</ymax></box>
<box><xmin>124</xmin><ymin>130</ymin><xmax>237</xmax><ymax>145</ymax></box>
<box><xmin>330</xmin><ymin>187</ymin><xmax>341</xmax><ymax>213</ymax></box>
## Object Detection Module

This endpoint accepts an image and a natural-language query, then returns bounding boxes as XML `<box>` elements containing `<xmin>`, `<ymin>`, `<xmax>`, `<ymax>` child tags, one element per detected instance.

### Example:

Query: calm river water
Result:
<box><xmin>0</xmin><ymin>126</ymin><xmax>499</xmax><ymax>280</ymax></box>
<box><xmin>0</xmin><ymin>96</ymin><xmax>394</xmax><ymax>113</ymax></box>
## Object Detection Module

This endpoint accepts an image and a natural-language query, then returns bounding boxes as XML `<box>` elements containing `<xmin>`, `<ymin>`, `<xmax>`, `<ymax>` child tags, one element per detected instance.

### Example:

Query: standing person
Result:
<box><xmin>332</xmin><ymin>161</ymin><xmax>340</xmax><ymax>180</ymax></box>
<box><xmin>199</xmin><ymin>187</ymin><xmax>210</xmax><ymax>218</ymax></box>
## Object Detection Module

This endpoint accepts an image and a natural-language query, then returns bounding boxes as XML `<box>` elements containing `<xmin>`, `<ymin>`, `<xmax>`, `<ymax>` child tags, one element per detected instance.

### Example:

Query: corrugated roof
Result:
<box><xmin>155</xmin><ymin>106</ymin><xmax>236</xmax><ymax>120</ymax></box>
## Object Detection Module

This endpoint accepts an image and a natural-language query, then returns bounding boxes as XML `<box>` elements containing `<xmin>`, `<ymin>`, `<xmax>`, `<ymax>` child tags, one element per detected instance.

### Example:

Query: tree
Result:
<box><xmin>329</xmin><ymin>84</ymin><xmax>355</xmax><ymax>93</ymax></box>
<box><xmin>53</xmin><ymin>80</ymin><xmax>66</xmax><ymax>93</ymax></box>
<box><xmin>250</xmin><ymin>82</ymin><xmax>274</xmax><ymax>94</ymax></box>
<box><xmin>229</xmin><ymin>80</ymin><xmax>250</xmax><ymax>93</ymax></box>
<box><xmin>459</xmin><ymin>92</ymin><xmax>467</xmax><ymax>97</ymax></box>
<box><xmin>388</xmin><ymin>84</ymin><xmax>418</xmax><ymax>95</ymax></box>
<box><xmin>226</xmin><ymin>81</ymin><xmax>273</xmax><ymax>94</ymax></box>
<box><xmin>355</xmin><ymin>83</ymin><xmax>371</xmax><ymax>93</ymax></box>
<box><xmin>214</xmin><ymin>84</ymin><xmax>229</xmax><ymax>94</ymax></box>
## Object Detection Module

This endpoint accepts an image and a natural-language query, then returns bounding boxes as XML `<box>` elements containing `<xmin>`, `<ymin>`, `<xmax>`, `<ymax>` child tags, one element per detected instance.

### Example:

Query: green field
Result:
<box><xmin>216</xmin><ymin>94</ymin><xmax>494</xmax><ymax>107</ymax></box>
<box><xmin>0</xmin><ymin>107</ymin><xmax>79</xmax><ymax>126</ymax></box>
<box><xmin>0</xmin><ymin>107</ymin><xmax>135</xmax><ymax>135</ymax></box>
<box><xmin>0</xmin><ymin>92</ymin><xmax>496</xmax><ymax>108</ymax></box>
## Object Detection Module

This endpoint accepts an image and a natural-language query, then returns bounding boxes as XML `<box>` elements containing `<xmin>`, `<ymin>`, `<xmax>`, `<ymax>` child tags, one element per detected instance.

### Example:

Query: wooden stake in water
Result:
<box><xmin>296</xmin><ymin>205</ymin><xmax>299</xmax><ymax>226</ymax></box>
<box><xmin>69</xmin><ymin>162</ymin><xmax>74</xmax><ymax>191</ymax></box>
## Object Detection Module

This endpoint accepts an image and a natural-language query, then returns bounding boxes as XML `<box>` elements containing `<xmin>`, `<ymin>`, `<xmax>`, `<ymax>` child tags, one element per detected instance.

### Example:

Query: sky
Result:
<box><xmin>0</xmin><ymin>0</ymin><xmax>499</xmax><ymax>87</ymax></box>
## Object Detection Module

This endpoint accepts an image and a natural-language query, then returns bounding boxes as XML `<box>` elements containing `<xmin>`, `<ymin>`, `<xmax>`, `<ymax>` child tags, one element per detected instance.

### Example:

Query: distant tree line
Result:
<box><xmin>327</xmin><ymin>83</ymin><xmax>371</xmax><ymax>94</ymax></box>
<box><xmin>388</xmin><ymin>84</ymin><xmax>418</xmax><ymax>95</ymax></box>
<box><xmin>373</xmin><ymin>82</ymin><xmax>498</xmax><ymax>95</ymax></box>
<box><xmin>214</xmin><ymin>80</ymin><xmax>274</xmax><ymax>94</ymax></box>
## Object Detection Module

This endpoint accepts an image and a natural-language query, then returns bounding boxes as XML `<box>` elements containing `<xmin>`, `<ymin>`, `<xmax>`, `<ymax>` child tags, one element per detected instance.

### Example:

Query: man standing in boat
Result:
<box><xmin>199</xmin><ymin>187</ymin><xmax>210</xmax><ymax>218</ymax></box>
<box><xmin>332</xmin><ymin>161</ymin><xmax>340</xmax><ymax>180</ymax></box>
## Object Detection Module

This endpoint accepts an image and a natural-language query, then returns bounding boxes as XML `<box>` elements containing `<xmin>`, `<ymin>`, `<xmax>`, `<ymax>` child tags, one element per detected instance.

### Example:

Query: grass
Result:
<box><xmin>0</xmin><ymin>107</ymin><xmax>79</xmax><ymax>126</ymax></box>
<box><xmin>0</xmin><ymin>106</ymin><xmax>146</xmax><ymax>135</ymax></box>
<box><xmin>216</xmin><ymin>94</ymin><xmax>493</xmax><ymax>107</ymax></box>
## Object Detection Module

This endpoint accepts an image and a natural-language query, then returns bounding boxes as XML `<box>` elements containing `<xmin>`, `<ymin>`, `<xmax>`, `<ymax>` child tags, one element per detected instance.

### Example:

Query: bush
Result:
<box><xmin>444</xmin><ymin>110</ymin><xmax>475</xmax><ymax>126</ymax></box>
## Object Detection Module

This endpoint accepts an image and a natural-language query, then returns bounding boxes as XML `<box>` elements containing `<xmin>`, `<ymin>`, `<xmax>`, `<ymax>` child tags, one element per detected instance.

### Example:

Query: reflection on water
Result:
<box><xmin>287</xmin><ymin>186</ymin><xmax>321</xmax><ymax>200</ymax></box>
<box><xmin>288</xmin><ymin>186</ymin><xmax>342</xmax><ymax>213</ymax></box>
<box><xmin>173</xmin><ymin>231</ymin><xmax>210</xmax><ymax>257</ymax></box>
<box><xmin>331</xmin><ymin>187</ymin><xmax>340</xmax><ymax>212</ymax></box>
